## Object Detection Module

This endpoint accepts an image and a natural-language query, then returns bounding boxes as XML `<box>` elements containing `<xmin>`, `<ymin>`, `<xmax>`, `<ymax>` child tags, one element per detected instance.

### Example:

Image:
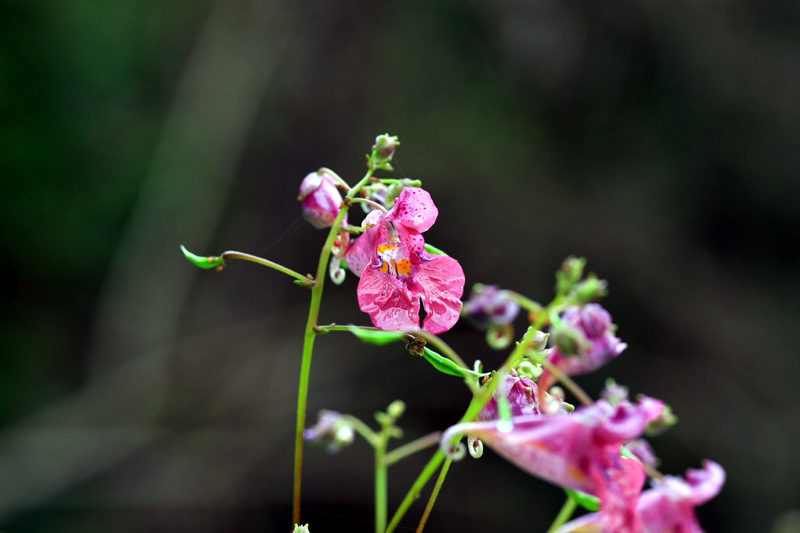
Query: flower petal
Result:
<box><xmin>357</xmin><ymin>266</ymin><xmax>421</xmax><ymax>330</ymax></box>
<box><xmin>411</xmin><ymin>256</ymin><xmax>465</xmax><ymax>334</ymax></box>
<box><xmin>345</xmin><ymin>226</ymin><xmax>380</xmax><ymax>277</ymax></box>
<box><xmin>386</xmin><ymin>188</ymin><xmax>438</xmax><ymax>233</ymax></box>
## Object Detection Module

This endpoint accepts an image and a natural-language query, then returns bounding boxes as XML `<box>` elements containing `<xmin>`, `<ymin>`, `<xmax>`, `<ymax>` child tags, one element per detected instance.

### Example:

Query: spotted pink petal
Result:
<box><xmin>589</xmin><ymin>456</ymin><xmax>645</xmax><ymax>533</ymax></box>
<box><xmin>411</xmin><ymin>256</ymin><xmax>465</xmax><ymax>334</ymax></box>
<box><xmin>357</xmin><ymin>266</ymin><xmax>421</xmax><ymax>330</ymax></box>
<box><xmin>386</xmin><ymin>188</ymin><xmax>438</xmax><ymax>233</ymax></box>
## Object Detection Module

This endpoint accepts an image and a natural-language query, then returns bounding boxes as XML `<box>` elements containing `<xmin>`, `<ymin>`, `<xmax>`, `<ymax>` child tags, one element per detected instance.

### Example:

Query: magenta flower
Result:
<box><xmin>539</xmin><ymin>304</ymin><xmax>627</xmax><ymax>393</ymax></box>
<box><xmin>298</xmin><ymin>171</ymin><xmax>344</xmax><ymax>229</ymax></box>
<box><xmin>442</xmin><ymin>398</ymin><xmax>665</xmax><ymax>532</ymax></box>
<box><xmin>345</xmin><ymin>188</ymin><xmax>465</xmax><ymax>334</ymax></box>
<box><xmin>478</xmin><ymin>369</ymin><xmax>539</xmax><ymax>421</ymax></box>
<box><xmin>558</xmin><ymin>461</ymin><xmax>725</xmax><ymax>533</ymax></box>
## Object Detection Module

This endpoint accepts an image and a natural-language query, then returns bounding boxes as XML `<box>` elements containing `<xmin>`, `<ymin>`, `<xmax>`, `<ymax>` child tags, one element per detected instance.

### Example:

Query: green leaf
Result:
<box><xmin>424</xmin><ymin>243</ymin><xmax>448</xmax><ymax>256</ymax></box>
<box><xmin>181</xmin><ymin>245</ymin><xmax>225</xmax><ymax>269</ymax></box>
<box><xmin>349</xmin><ymin>328</ymin><xmax>406</xmax><ymax>345</ymax></box>
<box><xmin>564</xmin><ymin>489</ymin><xmax>600</xmax><ymax>512</ymax></box>
<box><xmin>422</xmin><ymin>348</ymin><xmax>485</xmax><ymax>379</ymax></box>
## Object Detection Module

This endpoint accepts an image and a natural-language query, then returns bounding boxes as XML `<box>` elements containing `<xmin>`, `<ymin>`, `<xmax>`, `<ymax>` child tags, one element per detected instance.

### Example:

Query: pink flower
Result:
<box><xmin>298</xmin><ymin>171</ymin><xmax>344</xmax><ymax>229</ymax></box>
<box><xmin>478</xmin><ymin>369</ymin><xmax>540</xmax><ymax>421</ymax></box>
<box><xmin>539</xmin><ymin>304</ymin><xmax>627</xmax><ymax>394</ymax></box>
<box><xmin>442</xmin><ymin>398</ymin><xmax>665</xmax><ymax>532</ymax></box>
<box><xmin>557</xmin><ymin>461</ymin><xmax>725</xmax><ymax>533</ymax></box>
<box><xmin>345</xmin><ymin>188</ymin><xmax>465</xmax><ymax>334</ymax></box>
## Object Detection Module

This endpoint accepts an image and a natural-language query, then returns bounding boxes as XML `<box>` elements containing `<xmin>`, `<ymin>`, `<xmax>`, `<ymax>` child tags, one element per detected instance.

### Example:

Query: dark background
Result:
<box><xmin>3</xmin><ymin>0</ymin><xmax>799</xmax><ymax>531</ymax></box>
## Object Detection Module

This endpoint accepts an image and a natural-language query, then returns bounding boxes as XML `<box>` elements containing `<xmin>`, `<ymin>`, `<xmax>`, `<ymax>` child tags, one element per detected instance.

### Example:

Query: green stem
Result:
<box><xmin>375</xmin><ymin>433</ymin><xmax>389</xmax><ymax>533</ymax></box>
<box><xmin>416</xmin><ymin>458</ymin><xmax>451</xmax><ymax>533</ymax></box>
<box><xmin>292</xmin><ymin>170</ymin><xmax>375</xmax><ymax>525</ymax></box>
<box><xmin>546</xmin><ymin>496</ymin><xmax>578</xmax><ymax>533</ymax></box>
<box><xmin>350</xmin><ymin>197</ymin><xmax>388</xmax><ymax>212</ymax></box>
<box><xmin>219</xmin><ymin>251</ymin><xmax>309</xmax><ymax>282</ymax></box>
<box><xmin>506</xmin><ymin>290</ymin><xmax>544</xmax><ymax>314</ymax></box>
<box><xmin>384</xmin><ymin>432</ymin><xmax>441</xmax><ymax>466</ymax></box>
<box><xmin>341</xmin><ymin>415</ymin><xmax>379</xmax><ymax>447</ymax></box>
<box><xmin>386</xmin><ymin>321</ymin><xmax>549</xmax><ymax>532</ymax></box>
<box><xmin>539</xmin><ymin>358</ymin><xmax>593</xmax><ymax>407</ymax></box>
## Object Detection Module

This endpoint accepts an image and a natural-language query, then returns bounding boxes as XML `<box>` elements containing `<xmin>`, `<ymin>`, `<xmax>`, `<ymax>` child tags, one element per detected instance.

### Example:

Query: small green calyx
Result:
<box><xmin>181</xmin><ymin>245</ymin><xmax>225</xmax><ymax>270</ymax></box>
<box><xmin>368</xmin><ymin>134</ymin><xmax>400</xmax><ymax>171</ymax></box>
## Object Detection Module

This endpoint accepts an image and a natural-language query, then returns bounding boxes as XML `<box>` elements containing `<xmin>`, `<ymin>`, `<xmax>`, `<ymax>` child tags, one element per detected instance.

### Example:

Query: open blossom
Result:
<box><xmin>345</xmin><ymin>188</ymin><xmax>465</xmax><ymax>334</ymax></box>
<box><xmin>298</xmin><ymin>171</ymin><xmax>343</xmax><ymax>229</ymax></box>
<box><xmin>442</xmin><ymin>398</ymin><xmax>664</xmax><ymax>532</ymax></box>
<box><xmin>558</xmin><ymin>461</ymin><xmax>725</xmax><ymax>533</ymax></box>
<box><xmin>539</xmin><ymin>304</ymin><xmax>627</xmax><ymax>393</ymax></box>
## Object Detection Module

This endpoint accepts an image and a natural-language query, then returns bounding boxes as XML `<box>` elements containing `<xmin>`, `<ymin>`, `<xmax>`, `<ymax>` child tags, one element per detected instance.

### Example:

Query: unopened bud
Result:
<box><xmin>556</xmin><ymin>256</ymin><xmax>586</xmax><ymax>293</ymax></box>
<box><xmin>523</xmin><ymin>329</ymin><xmax>549</xmax><ymax>354</ymax></box>
<box><xmin>550</xmin><ymin>324</ymin><xmax>588</xmax><ymax>356</ymax></box>
<box><xmin>646</xmin><ymin>404</ymin><xmax>678</xmax><ymax>436</ymax></box>
<box><xmin>387</xmin><ymin>400</ymin><xmax>405</xmax><ymax>420</ymax></box>
<box><xmin>298</xmin><ymin>171</ymin><xmax>344</xmax><ymax>229</ymax></box>
<box><xmin>571</xmin><ymin>274</ymin><xmax>608</xmax><ymax>303</ymax></box>
<box><xmin>369</xmin><ymin>134</ymin><xmax>399</xmax><ymax>169</ymax></box>
<box><xmin>516</xmin><ymin>361</ymin><xmax>543</xmax><ymax>381</ymax></box>
<box><xmin>292</xmin><ymin>524</ymin><xmax>310</xmax><ymax>533</ymax></box>
<box><xmin>467</xmin><ymin>436</ymin><xmax>484</xmax><ymax>459</ymax></box>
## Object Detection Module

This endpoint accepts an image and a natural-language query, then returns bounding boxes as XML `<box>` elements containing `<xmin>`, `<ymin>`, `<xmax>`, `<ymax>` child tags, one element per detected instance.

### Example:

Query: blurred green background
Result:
<box><xmin>2</xmin><ymin>0</ymin><xmax>799</xmax><ymax>531</ymax></box>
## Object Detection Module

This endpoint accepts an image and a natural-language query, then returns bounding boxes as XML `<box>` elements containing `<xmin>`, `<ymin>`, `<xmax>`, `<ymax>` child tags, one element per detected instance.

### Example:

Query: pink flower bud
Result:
<box><xmin>298</xmin><ymin>171</ymin><xmax>343</xmax><ymax>229</ymax></box>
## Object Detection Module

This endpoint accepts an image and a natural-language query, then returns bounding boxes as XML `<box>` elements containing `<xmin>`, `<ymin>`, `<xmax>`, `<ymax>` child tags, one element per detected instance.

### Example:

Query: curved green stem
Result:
<box><xmin>416</xmin><ymin>458</ymin><xmax>451</xmax><ymax>533</ymax></box>
<box><xmin>350</xmin><ymin>197</ymin><xmax>388</xmax><ymax>212</ymax></box>
<box><xmin>375</xmin><ymin>434</ymin><xmax>389</xmax><ymax>533</ymax></box>
<box><xmin>219</xmin><ymin>251</ymin><xmax>309</xmax><ymax>282</ymax></box>
<box><xmin>292</xmin><ymin>170</ymin><xmax>375</xmax><ymax>525</ymax></box>
<box><xmin>546</xmin><ymin>496</ymin><xmax>577</xmax><ymax>533</ymax></box>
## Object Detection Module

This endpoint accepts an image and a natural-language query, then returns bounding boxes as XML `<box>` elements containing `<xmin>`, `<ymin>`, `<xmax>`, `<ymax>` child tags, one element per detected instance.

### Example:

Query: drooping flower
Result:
<box><xmin>298</xmin><ymin>171</ymin><xmax>344</xmax><ymax>229</ymax></box>
<box><xmin>442</xmin><ymin>398</ymin><xmax>665</xmax><ymax>532</ymax></box>
<box><xmin>539</xmin><ymin>304</ymin><xmax>627</xmax><ymax>393</ymax></box>
<box><xmin>345</xmin><ymin>188</ymin><xmax>465</xmax><ymax>334</ymax></box>
<box><xmin>557</xmin><ymin>461</ymin><xmax>725</xmax><ymax>533</ymax></box>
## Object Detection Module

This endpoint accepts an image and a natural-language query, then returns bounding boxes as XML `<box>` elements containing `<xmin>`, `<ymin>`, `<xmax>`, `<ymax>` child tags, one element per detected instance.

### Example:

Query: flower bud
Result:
<box><xmin>478</xmin><ymin>369</ymin><xmax>539</xmax><ymax>421</ymax></box>
<box><xmin>292</xmin><ymin>525</ymin><xmax>310</xmax><ymax>533</ymax></box>
<box><xmin>646</xmin><ymin>403</ymin><xmax>678</xmax><ymax>436</ymax></box>
<box><xmin>298</xmin><ymin>171</ymin><xmax>344</xmax><ymax>229</ymax></box>
<box><xmin>371</xmin><ymin>134</ymin><xmax>399</xmax><ymax>166</ymax></box>
<box><xmin>556</xmin><ymin>256</ymin><xmax>586</xmax><ymax>293</ymax></box>
<box><xmin>516</xmin><ymin>360</ymin><xmax>543</xmax><ymax>381</ymax></box>
<box><xmin>387</xmin><ymin>400</ymin><xmax>405</xmax><ymax>420</ymax></box>
<box><xmin>601</xmin><ymin>379</ymin><xmax>629</xmax><ymax>405</ymax></box>
<box><xmin>304</xmin><ymin>410</ymin><xmax>355</xmax><ymax>453</ymax></box>
<box><xmin>550</xmin><ymin>323</ymin><xmax>588</xmax><ymax>356</ymax></box>
<box><xmin>571</xmin><ymin>274</ymin><xmax>608</xmax><ymax>303</ymax></box>
<box><xmin>624</xmin><ymin>438</ymin><xmax>659</xmax><ymax>468</ymax></box>
<box><xmin>463</xmin><ymin>284</ymin><xmax>521</xmax><ymax>328</ymax></box>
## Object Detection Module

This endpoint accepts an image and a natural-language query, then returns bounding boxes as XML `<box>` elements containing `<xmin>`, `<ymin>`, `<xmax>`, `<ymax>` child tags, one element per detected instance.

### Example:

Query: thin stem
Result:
<box><xmin>385</xmin><ymin>432</ymin><xmax>441</xmax><ymax>466</ymax></box>
<box><xmin>416</xmin><ymin>458</ymin><xmax>451</xmax><ymax>533</ymax></box>
<box><xmin>506</xmin><ymin>290</ymin><xmax>544</xmax><ymax>314</ymax></box>
<box><xmin>342</xmin><ymin>224</ymin><xmax>366</xmax><ymax>233</ymax></box>
<box><xmin>350</xmin><ymin>197</ymin><xmax>388</xmax><ymax>212</ymax></box>
<box><xmin>219</xmin><ymin>251</ymin><xmax>309</xmax><ymax>282</ymax></box>
<box><xmin>539</xmin><ymin>358</ymin><xmax>593</xmax><ymax>407</ymax></box>
<box><xmin>315</xmin><ymin>323</ymin><xmax>379</xmax><ymax>333</ymax></box>
<box><xmin>341</xmin><ymin>415</ymin><xmax>379</xmax><ymax>447</ymax></box>
<box><xmin>292</xmin><ymin>169</ymin><xmax>375</xmax><ymax>525</ymax></box>
<box><xmin>546</xmin><ymin>496</ymin><xmax>578</xmax><ymax>533</ymax></box>
<box><xmin>318</xmin><ymin>167</ymin><xmax>350</xmax><ymax>191</ymax></box>
<box><xmin>386</xmin><ymin>322</ymin><xmax>549</xmax><ymax>532</ymax></box>
<box><xmin>375</xmin><ymin>434</ymin><xmax>389</xmax><ymax>533</ymax></box>
<box><xmin>385</xmin><ymin>450</ymin><xmax>446</xmax><ymax>533</ymax></box>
